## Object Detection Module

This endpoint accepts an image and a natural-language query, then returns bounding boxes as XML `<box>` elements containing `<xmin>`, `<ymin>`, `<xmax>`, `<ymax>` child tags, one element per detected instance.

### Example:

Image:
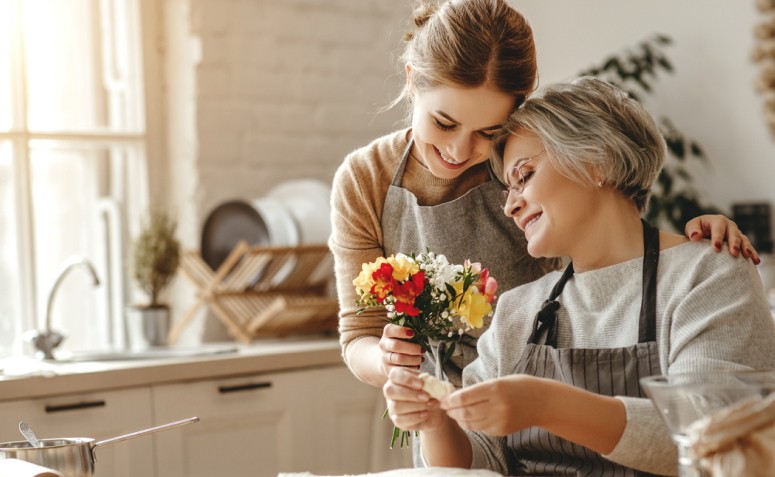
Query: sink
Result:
<box><xmin>53</xmin><ymin>344</ymin><xmax>240</xmax><ymax>362</ymax></box>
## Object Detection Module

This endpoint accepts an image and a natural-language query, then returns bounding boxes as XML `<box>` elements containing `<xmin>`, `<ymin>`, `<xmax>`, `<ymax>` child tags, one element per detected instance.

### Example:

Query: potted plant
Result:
<box><xmin>126</xmin><ymin>210</ymin><xmax>181</xmax><ymax>349</ymax></box>
<box><xmin>579</xmin><ymin>35</ymin><xmax>721</xmax><ymax>231</ymax></box>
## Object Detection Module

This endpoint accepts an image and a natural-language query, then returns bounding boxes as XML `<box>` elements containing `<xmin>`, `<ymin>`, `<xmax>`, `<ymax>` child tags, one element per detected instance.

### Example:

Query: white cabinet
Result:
<box><xmin>152</xmin><ymin>365</ymin><xmax>381</xmax><ymax>477</ymax></box>
<box><xmin>0</xmin><ymin>387</ymin><xmax>155</xmax><ymax>477</ymax></box>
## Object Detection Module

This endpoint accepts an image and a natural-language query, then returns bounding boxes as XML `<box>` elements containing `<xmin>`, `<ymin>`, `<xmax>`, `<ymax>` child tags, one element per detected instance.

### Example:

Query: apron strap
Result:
<box><xmin>639</xmin><ymin>218</ymin><xmax>660</xmax><ymax>343</ymax></box>
<box><xmin>390</xmin><ymin>137</ymin><xmax>414</xmax><ymax>187</ymax></box>
<box><xmin>485</xmin><ymin>160</ymin><xmax>499</xmax><ymax>181</ymax></box>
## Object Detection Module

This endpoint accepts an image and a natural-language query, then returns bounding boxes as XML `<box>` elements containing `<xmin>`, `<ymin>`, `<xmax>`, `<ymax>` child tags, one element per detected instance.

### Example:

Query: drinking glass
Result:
<box><xmin>641</xmin><ymin>369</ymin><xmax>775</xmax><ymax>477</ymax></box>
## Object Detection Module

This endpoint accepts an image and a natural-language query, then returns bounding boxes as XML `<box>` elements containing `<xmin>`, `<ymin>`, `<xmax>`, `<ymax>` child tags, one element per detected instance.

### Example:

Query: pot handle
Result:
<box><xmin>92</xmin><ymin>416</ymin><xmax>199</xmax><ymax>449</ymax></box>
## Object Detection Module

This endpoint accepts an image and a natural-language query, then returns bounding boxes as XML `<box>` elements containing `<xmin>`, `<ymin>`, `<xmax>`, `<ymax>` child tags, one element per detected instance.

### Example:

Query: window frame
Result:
<box><xmin>1</xmin><ymin>0</ymin><xmax>157</xmax><ymax>356</ymax></box>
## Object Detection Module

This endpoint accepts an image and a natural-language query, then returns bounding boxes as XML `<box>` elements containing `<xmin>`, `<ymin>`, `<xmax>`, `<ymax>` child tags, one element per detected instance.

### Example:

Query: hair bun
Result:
<box><xmin>404</xmin><ymin>1</ymin><xmax>441</xmax><ymax>42</ymax></box>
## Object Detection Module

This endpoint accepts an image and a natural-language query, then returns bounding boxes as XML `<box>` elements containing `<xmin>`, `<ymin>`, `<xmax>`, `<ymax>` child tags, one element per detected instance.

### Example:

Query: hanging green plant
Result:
<box><xmin>579</xmin><ymin>34</ymin><xmax>721</xmax><ymax>231</ymax></box>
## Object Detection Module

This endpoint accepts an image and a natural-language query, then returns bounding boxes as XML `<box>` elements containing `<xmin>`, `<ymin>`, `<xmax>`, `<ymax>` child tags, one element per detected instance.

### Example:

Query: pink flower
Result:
<box><xmin>476</xmin><ymin>268</ymin><xmax>498</xmax><ymax>304</ymax></box>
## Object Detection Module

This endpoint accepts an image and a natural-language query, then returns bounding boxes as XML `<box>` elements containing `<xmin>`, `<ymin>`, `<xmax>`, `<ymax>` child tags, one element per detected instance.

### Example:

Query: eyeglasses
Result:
<box><xmin>498</xmin><ymin>150</ymin><xmax>544</xmax><ymax>209</ymax></box>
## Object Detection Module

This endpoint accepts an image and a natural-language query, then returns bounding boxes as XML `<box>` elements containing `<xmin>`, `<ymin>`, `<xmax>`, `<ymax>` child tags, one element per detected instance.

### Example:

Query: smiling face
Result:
<box><xmin>410</xmin><ymin>81</ymin><xmax>515</xmax><ymax>180</ymax></box>
<box><xmin>501</xmin><ymin>131</ymin><xmax>602</xmax><ymax>259</ymax></box>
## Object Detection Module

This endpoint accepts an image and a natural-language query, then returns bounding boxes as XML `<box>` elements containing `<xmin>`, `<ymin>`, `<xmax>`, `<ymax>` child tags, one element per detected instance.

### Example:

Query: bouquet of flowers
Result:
<box><xmin>353</xmin><ymin>251</ymin><xmax>498</xmax><ymax>447</ymax></box>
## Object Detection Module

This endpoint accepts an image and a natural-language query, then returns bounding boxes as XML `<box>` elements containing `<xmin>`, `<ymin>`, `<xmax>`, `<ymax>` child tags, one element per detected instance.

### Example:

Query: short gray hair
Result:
<box><xmin>491</xmin><ymin>77</ymin><xmax>665</xmax><ymax>212</ymax></box>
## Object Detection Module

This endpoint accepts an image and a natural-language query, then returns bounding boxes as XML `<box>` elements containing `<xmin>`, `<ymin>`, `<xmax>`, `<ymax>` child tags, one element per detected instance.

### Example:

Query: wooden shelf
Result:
<box><xmin>170</xmin><ymin>241</ymin><xmax>338</xmax><ymax>344</ymax></box>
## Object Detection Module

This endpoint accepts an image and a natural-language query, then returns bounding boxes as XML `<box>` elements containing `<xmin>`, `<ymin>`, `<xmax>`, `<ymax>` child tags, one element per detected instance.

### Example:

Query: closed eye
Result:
<box><xmin>516</xmin><ymin>169</ymin><xmax>534</xmax><ymax>187</ymax></box>
<box><xmin>477</xmin><ymin>130</ymin><xmax>496</xmax><ymax>140</ymax></box>
<box><xmin>433</xmin><ymin>118</ymin><xmax>455</xmax><ymax>131</ymax></box>
<box><xmin>507</xmin><ymin>159</ymin><xmax>536</xmax><ymax>191</ymax></box>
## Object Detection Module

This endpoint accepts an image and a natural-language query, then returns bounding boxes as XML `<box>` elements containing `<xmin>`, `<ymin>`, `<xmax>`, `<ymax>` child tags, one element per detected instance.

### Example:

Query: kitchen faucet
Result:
<box><xmin>26</xmin><ymin>256</ymin><xmax>101</xmax><ymax>360</ymax></box>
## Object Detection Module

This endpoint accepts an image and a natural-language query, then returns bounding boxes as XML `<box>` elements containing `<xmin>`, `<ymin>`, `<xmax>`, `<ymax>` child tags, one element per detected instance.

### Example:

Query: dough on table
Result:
<box><xmin>419</xmin><ymin>372</ymin><xmax>455</xmax><ymax>400</ymax></box>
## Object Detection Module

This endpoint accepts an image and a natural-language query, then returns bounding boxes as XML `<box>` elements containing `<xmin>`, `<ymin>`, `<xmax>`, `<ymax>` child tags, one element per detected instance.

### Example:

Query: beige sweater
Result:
<box><xmin>329</xmin><ymin>129</ymin><xmax>503</xmax><ymax>366</ymax></box>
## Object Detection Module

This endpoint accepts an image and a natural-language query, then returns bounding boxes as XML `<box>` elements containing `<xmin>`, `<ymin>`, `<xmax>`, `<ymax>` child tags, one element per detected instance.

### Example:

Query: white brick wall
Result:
<box><xmin>161</xmin><ymin>0</ymin><xmax>411</xmax><ymax>350</ymax></box>
<box><xmin>165</xmin><ymin>0</ymin><xmax>411</xmax><ymax>246</ymax></box>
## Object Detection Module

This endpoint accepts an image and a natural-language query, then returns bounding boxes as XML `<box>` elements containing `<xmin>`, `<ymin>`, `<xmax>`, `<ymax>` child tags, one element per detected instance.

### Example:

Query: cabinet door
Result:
<box><xmin>152</xmin><ymin>368</ymin><xmax>308</xmax><ymax>477</ymax></box>
<box><xmin>301</xmin><ymin>366</ymin><xmax>387</xmax><ymax>475</ymax></box>
<box><xmin>152</xmin><ymin>365</ymin><xmax>386</xmax><ymax>477</ymax></box>
<box><xmin>0</xmin><ymin>387</ymin><xmax>155</xmax><ymax>477</ymax></box>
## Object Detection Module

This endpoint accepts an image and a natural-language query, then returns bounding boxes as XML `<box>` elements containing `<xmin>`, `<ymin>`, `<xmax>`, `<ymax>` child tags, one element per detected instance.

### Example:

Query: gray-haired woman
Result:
<box><xmin>383</xmin><ymin>77</ymin><xmax>775</xmax><ymax>476</ymax></box>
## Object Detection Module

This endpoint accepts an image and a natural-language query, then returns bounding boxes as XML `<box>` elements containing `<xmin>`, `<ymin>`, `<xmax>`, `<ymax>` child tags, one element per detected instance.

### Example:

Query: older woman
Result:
<box><xmin>382</xmin><ymin>77</ymin><xmax>775</xmax><ymax>476</ymax></box>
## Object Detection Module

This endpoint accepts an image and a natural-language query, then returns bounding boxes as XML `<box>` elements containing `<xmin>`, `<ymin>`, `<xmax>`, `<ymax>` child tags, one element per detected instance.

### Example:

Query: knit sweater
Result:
<box><xmin>330</xmin><ymin>129</ymin><xmax>557</xmax><ymax>369</ymax></box>
<box><xmin>462</xmin><ymin>240</ymin><xmax>775</xmax><ymax>476</ymax></box>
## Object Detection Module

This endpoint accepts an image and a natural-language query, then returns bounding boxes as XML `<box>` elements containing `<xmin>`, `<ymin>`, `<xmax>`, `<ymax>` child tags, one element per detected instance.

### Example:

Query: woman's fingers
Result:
<box><xmin>383</xmin><ymin>323</ymin><xmax>416</xmax><ymax>340</ymax></box>
<box><xmin>379</xmin><ymin>324</ymin><xmax>423</xmax><ymax>370</ymax></box>
<box><xmin>384</xmin><ymin>368</ymin><xmax>433</xmax><ymax>430</ymax></box>
<box><xmin>685</xmin><ymin>215</ymin><xmax>761</xmax><ymax>264</ymax></box>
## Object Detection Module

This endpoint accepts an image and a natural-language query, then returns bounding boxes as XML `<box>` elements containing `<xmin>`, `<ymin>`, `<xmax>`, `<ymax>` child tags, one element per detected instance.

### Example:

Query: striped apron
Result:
<box><xmin>506</xmin><ymin>220</ymin><xmax>662</xmax><ymax>477</ymax></box>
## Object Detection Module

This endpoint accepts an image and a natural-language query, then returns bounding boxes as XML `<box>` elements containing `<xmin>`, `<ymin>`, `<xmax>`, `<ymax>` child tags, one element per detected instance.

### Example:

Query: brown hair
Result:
<box><xmin>394</xmin><ymin>0</ymin><xmax>537</xmax><ymax>109</ymax></box>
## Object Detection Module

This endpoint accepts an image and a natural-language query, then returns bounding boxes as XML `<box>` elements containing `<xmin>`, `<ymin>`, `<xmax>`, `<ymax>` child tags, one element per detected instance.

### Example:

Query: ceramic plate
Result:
<box><xmin>200</xmin><ymin>201</ymin><xmax>269</xmax><ymax>271</ymax></box>
<box><xmin>266</xmin><ymin>179</ymin><xmax>332</xmax><ymax>244</ymax></box>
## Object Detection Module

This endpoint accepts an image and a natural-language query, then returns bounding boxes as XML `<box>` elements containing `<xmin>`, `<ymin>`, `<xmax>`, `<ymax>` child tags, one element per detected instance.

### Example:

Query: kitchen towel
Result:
<box><xmin>0</xmin><ymin>459</ymin><xmax>63</xmax><ymax>477</ymax></box>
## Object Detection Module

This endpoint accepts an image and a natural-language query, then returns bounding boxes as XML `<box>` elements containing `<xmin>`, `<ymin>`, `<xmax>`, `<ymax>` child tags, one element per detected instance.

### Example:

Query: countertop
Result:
<box><xmin>0</xmin><ymin>335</ymin><xmax>342</xmax><ymax>402</ymax></box>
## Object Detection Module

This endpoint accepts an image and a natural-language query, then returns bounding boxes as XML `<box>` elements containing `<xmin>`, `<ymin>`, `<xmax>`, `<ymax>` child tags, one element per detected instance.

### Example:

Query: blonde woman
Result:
<box><xmin>383</xmin><ymin>77</ymin><xmax>775</xmax><ymax>476</ymax></box>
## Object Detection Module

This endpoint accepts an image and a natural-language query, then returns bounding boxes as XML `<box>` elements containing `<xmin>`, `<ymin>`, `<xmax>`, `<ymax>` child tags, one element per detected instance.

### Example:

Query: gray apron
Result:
<box><xmin>381</xmin><ymin>138</ymin><xmax>550</xmax><ymax>388</ymax></box>
<box><xmin>506</xmin><ymin>220</ymin><xmax>662</xmax><ymax>477</ymax></box>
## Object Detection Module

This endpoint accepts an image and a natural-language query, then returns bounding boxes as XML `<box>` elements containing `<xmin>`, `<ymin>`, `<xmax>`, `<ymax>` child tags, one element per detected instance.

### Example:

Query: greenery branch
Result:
<box><xmin>578</xmin><ymin>34</ymin><xmax>722</xmax><ymax>231</ymax></box>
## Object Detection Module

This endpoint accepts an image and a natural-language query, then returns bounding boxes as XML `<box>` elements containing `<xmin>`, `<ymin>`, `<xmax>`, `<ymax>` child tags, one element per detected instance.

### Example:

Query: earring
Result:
<box><xmin>597</xmin><ymin>179</ymin><xmax>604</xmax><ymax>188</ymax></box>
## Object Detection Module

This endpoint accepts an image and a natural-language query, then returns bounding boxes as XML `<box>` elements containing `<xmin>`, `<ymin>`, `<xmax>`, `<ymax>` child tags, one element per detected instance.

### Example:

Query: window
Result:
<box><xmin>0</xmin><ymin>0</ymin><xmax>149</xmax><ymax>357</ymax></box>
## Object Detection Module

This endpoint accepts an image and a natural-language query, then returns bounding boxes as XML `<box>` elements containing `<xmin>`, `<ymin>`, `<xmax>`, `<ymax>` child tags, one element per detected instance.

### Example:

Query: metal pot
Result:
<box><xmin>0</xmin><ymin>416</ymin><xmax>198</xmax><ymax>477</ymax></box>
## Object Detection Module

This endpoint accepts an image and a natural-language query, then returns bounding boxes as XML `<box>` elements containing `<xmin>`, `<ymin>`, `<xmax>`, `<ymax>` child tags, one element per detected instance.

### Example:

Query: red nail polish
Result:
<box><xmin>690</xmin><ymin>232</ymin><xmax>700</xmax><ymax>240</ymax></box>
<box><xmin>732</xmin><ymin>245</ymin><xmax>739</xmax><ymax>254</ymax></box>
<box><xmin>406</xmin><ymin>330</ymin><xmax>415</xmax><ymax>338</ymax></box>
<box><xmin>714</xmin><ymin>242</ymin><xmax>722</xmax><ymax>250</ymax></box>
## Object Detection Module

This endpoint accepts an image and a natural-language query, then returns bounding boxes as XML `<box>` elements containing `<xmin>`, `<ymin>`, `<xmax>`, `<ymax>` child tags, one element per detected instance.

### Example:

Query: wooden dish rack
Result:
<box><xmin>169</xmin><ymin>241</ymin><xmax>339</xmax><ymax>344</ymax></box>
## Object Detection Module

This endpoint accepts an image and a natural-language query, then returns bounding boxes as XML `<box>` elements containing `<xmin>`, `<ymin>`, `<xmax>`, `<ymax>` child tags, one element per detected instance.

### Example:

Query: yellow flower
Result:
<box><xmin>385</xmin><ymin>254</ymin><xmax>419</xmax><ymax>282</ymax></box>
<box><xmin>353</xmin><ymin>257</ymin><xmax>389</xmax><ymax>296</ymax></box>
<box><xmin>452</xmin><ymin>282</ymin><xmax>490</xmax><ymax>329</ymax></box>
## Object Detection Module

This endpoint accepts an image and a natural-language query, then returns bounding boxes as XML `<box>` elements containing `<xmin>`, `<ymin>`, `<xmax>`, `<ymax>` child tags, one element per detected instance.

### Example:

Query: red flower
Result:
<box><xmin>370</xmin><ymin>263</ymin><xmax>395</xmax><ymax>303</ymax></box>
<box><xmin>393</xmin><ymin>271</ymin><xmax>425</xmax><ymax>316</ymax></box>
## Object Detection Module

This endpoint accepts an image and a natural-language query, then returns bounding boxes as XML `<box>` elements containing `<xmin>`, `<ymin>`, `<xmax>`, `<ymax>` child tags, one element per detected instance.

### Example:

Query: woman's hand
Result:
<box><xmin>379</xmin><ymin>324</ymin><xmax>423</xmax><ymax>376</ymax></box>
<box><xmin>441</xmin><ymin>375</ymin><xmax>545</xmax><ymax>436</ymax></box>
<box><xmin>383</xmin><ymin>367</ymin><xmax>447</xmax><ymax>431</ymax></box>
<box><xmin>685</xmin><ymin>215</ymin><xmax>761</xmax><ymax>264</ymax></box>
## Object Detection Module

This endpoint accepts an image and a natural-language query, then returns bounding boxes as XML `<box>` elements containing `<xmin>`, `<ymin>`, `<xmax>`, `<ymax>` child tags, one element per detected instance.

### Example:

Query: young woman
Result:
<box><xmin>382</xmin><ymin>78</ymin><xmax>775</xmax><ymax>476</ymax></box>
<box><xmin>330</xmin><ymin>0</ymin><xmax>757</xmax><ymax>392</ymax></box>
